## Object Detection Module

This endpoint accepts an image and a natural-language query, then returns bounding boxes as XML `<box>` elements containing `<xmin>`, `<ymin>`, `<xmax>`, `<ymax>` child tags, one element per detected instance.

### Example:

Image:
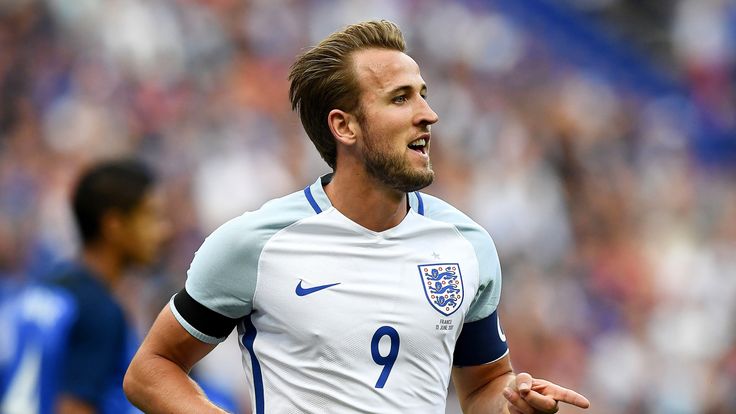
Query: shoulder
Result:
<box><xmin>416</xmin><ymin>193</ymin><xmax>503</xmax><ymax>322</ymax></box>
<box><xmin>415</xmin><ymin>192</ymin><xmax>497</xmax><ymax>257</ymax></box>
<box><xmin>45</xmin><ymin>268</ymin><xmax>127</xmax><ymax>343</ymax></box>
<box><xmin>6</xmin><ymin>282</ymin><xmax>79</xmax><ymax>337</ymax></box>
<box><xmin>184</xmin><ymin>188</ymin><xmax>317</xmax><ymax>320</ymax></box>
<box><xmin>48</xmin><ymin>266</ymin><xmax>122</xmax><ymax>317</ymax></box>
<box><xmin>199</xmin><ymin>188</ymin><xmax>317</xmax><ymax>256</ymax></box>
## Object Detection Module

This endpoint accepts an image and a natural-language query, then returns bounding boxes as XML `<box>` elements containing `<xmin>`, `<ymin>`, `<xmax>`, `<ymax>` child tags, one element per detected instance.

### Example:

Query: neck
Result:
<box><xmin>80</xmin><ymin>243</ymin><xmax>125</xmax><ymax>289</ymax></box>
<box><xmin>325</xmin><ymin>167</ymin><xmax>407</xmax><ymax>232</ymax></box>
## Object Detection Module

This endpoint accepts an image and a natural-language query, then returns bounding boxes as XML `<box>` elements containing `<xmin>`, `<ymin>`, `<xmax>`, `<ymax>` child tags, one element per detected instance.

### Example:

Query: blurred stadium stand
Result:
<box><xmin>1</xmin><ymin>1</ymin><xmax>735</xmax><ymax>413</ymax></box>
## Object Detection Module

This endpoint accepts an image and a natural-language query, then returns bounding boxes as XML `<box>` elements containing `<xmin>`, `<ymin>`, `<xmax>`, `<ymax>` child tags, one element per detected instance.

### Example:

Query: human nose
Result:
<box><xmin>415</xmin><ymin>98</ymin><xmax>439</xmax><ymax>126</ymax></box>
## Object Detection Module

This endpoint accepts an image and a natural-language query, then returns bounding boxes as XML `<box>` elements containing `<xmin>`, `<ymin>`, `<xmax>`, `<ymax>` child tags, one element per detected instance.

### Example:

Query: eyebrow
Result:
<box><xmin>387</xmin><ymin>84</ymin><xmax>428</xmax><ymax>96</ymax></box>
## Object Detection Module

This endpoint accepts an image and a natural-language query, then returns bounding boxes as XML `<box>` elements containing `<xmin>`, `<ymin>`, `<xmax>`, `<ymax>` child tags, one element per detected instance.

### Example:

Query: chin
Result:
<box><xmin>364</xmin><ymin>150</ymin><xmax>434</xmax><ymax>192</ymax></box>
<box><xmin>131</xmin><ymin>253</ymin><xmax>156</xmax><ymax>266</ymax></box>
<box><xmin>394</xmin><ymin>170</ymin><xmax>434</xmax><ymax>192</ymax></box>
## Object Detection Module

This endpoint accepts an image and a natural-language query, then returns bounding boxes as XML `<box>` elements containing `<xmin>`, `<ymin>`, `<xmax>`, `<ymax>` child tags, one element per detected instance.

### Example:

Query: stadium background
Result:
<box><xmin>1</xmin><ymin>0</ymin><xmax>735</xmax><ymax>413</ymax></box>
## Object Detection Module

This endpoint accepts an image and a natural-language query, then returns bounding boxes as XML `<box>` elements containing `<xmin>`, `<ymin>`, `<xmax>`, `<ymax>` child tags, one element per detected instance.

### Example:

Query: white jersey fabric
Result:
<box><xmin>171</xmin><ymin>175</ymin><xmax>507</xmax><ymax>413</ymax></box>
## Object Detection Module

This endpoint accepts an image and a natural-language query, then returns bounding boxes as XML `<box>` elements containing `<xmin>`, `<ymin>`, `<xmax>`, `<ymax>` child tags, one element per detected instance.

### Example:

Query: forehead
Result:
<box><xmin>352</xmin><ymin>48</ymin><xmax>423</xmax><ymax>94</ymax></box>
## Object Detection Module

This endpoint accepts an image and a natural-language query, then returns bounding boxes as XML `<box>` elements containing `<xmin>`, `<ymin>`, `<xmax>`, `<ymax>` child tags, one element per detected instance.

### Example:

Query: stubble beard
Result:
<box><xmin>361</xmin><ymin>121</ymin><xmax>434</xmax><ymax>193</ymax></box>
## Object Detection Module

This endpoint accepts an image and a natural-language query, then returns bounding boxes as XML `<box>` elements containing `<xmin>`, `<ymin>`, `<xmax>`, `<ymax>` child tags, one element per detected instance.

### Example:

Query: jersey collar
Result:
<box><xmin>305</xmin><ymin>173</ymin><xmax>425</xmax><ymax>216</ymax></box>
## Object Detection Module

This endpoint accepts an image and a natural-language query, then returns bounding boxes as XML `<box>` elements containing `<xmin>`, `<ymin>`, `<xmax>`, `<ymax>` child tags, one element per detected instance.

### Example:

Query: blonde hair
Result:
<box><xmin>288</xmin><ymin>20</ymin><xmax>406</xmax><ymax>169</ymax></box>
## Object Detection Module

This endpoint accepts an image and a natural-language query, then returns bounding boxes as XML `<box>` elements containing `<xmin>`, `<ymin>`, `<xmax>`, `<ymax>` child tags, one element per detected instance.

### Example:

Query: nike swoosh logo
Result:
<box><xmin>295</xmin><ymin>280</ymin><xmax>341</xmax><ymax>296</ymax></box>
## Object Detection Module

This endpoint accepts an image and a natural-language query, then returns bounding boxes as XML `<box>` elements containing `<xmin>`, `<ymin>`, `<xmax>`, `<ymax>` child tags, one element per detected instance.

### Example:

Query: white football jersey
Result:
<box><xmin>171</xmin><ymin>175</ymin><xmax>507</xmax><ymax>413</ymax></box>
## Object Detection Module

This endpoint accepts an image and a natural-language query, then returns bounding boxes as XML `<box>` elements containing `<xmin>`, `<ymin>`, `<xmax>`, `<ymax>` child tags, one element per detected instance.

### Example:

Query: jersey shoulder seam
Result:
<box><xmin>250</xmin><ymin>198</ymin><xmax>320</xmax><ymax>307</ymax></box>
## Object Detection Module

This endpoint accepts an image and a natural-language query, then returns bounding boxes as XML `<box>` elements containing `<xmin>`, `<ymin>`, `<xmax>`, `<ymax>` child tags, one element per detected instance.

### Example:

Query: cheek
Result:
<box><xmin>364</xmin><ymin>109</ymin><xmax>408</xmax><ymax>136</ymax></box>
<box><xmin>364</xmin><ymin>124</ymin><xmax>405</xmax><ymax>153</ymax></box>
<box><xmin>130</xmin><ymin>217</ymin><xmax>164</xmax><ymax>248</ymax></box>
<box><xmin>147</xmin><ymin>219</ymin><xmax>168</xmax><ymax>244</ymax></box>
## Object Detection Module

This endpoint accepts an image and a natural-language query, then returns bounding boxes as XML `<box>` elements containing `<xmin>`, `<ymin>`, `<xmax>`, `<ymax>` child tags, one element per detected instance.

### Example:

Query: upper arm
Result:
<box><xmin>135</xmin><ymin>305</ymin><xmax>217</xmax><ymax>374</ymax></box>
<box><xmin>146</xmin><ymin>213</ymin><xmax>268</xmax><ymax>364</ymax></box>
<box><xmin>453</xmin><ymin>310</ymin><xmax>509</xmax><ymax>367</ymax></box>
<box><xmin>451</xmin><ymin>214</ymin><xmax>508</xmax><ymax>366</ymax></box>
<box><xmin>461</xmin><ymin>224</ymin><xmax>502</xmax><ymax>323</ymax></box>
<box><xmin>182</xmin><ymin>214</ymin><xmax>262</xmax><ymax>331</ymax></box>
<box><xmin>420</xmin><ymin>193</ymin><xmax>502</xmax><ymax>322</ymax></box>
<box><xmin>174</xmin><ymin>210</ymin><xmax>291</xmax><ymax>343</ymax></box>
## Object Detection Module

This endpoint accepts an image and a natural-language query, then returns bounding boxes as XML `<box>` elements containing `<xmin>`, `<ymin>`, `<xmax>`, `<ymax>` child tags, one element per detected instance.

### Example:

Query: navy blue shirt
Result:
<box><xmin>50</xmin><ymin>262</ymin><xmax>136</xmax><ymax>413</ymax></box>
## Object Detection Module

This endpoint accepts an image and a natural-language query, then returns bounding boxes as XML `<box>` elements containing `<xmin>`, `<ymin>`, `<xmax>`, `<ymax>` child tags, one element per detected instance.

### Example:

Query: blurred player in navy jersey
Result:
<box><xmin>125</xmin><ymin>20</ymin><xmax>591</xmax><ymax>414</ymax></box>
<box><xmin>1</xmin><ymin>159</ymin><xmax>171</xmax><ymax>414</ymax></box>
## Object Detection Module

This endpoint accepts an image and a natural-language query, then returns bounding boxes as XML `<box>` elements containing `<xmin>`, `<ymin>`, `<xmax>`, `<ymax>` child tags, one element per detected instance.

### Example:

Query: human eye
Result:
<box><xmin>392</xmin><ymin>95</ymin><xmax>407</xmax><ymax>104</ymax></box>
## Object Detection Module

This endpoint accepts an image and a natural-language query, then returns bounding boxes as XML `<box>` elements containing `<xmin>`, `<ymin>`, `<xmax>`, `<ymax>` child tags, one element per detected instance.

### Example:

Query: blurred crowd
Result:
<box><xmin>1</xmin><ymin>0</ymin><xmax>735</xmax><ymax>413</ymax></box>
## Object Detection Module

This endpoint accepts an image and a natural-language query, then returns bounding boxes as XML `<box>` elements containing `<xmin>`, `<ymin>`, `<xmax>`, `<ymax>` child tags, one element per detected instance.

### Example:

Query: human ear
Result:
<box><xmin>327</xmin><ymin>109</ymin><xmax>358</xmax><ymax>146</ymax></box>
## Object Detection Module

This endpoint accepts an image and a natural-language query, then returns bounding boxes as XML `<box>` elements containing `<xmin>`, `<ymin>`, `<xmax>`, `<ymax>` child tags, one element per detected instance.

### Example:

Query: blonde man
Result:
<box><xmin>125</xmin><ymin>20</ymin><xmax>589</xmax><ymax>414</ymax></box>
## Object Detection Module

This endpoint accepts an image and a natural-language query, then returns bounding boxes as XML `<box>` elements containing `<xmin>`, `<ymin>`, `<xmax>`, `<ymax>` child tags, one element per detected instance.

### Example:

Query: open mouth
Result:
<box><xmin>408</xmin><ymin>136</ymin><xmax>429</xmax><ymax>155</ymax></box>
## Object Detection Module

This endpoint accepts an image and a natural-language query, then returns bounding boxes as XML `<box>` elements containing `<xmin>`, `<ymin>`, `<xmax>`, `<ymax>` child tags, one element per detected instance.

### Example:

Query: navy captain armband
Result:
<box><xmin>453</xmin><ymin>310</ymin><xmax>509</xmax><ymax>366</ymax></box>
<box><xmin>173</xmin><ymin>288</ymin><xmax>240</xmax><ymax>339</ymax></box>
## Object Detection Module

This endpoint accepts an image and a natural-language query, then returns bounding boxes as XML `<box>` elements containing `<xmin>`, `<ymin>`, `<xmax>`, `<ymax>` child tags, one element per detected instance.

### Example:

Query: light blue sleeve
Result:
<box><xmin>182</xmin><ymin>191</ymin><xmax>316</xmax><ymax>319</ymax></box>
<box><xmin>454</xmin><ymin>219</ymin><xmax>502</xmax><ymax>322</ymax></box>
<box><xmin>183</xmin><ymin>212</ymin><xmax>261</xmax><ymax>320</ymax></box>
<box><xmin>416</xmin><ymin>193</ymin><xmax>502</xmax><ymax>322</ymax></box>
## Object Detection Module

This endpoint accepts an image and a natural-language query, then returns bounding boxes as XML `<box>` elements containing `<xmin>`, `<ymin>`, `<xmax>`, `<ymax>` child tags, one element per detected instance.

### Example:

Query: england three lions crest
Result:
<box><xmin>418</xmin><ymin>263</ymin><xmax>464</xmax><ymax>316</ymax></box>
